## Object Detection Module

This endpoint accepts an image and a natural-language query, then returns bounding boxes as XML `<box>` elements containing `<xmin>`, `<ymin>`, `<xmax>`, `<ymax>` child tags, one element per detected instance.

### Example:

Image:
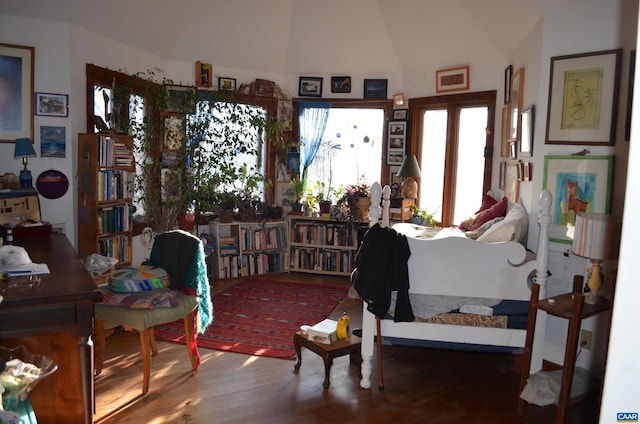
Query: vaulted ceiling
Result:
<box><xmin>1</xmin><ymin>0</ymin><xmax>542</xmax><ymax>75</ymax></box>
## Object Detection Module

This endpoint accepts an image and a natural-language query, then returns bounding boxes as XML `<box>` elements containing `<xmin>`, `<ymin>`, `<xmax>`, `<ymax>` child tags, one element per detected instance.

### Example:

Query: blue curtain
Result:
<box><xmin>298</xmin><ymin>100</ymin><xmax>332</xmax><ymax>189</ymax></box>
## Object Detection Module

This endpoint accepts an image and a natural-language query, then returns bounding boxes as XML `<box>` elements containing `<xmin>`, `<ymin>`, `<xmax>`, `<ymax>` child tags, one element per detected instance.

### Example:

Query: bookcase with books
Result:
<box><xmin>209</xmin><ymin>220</ymin><xmax>289</xmax><ymax>279</ymax></box>
<box><xmin>288</xmin><ymin>216</ymin><xmax>358</xmax><ymax>276</ymax></box>
<box><xmin>77</xmin><ymin>133</ymin><xmax>135</xmax><ymax>266</ymax></box>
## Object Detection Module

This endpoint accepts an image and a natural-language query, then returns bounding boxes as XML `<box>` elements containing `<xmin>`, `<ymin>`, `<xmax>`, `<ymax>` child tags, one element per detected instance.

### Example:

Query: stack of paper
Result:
<box><xmin>2</xmin><ymin>263</ymin><xmax>50</xmax><ymax>276</ymax></box>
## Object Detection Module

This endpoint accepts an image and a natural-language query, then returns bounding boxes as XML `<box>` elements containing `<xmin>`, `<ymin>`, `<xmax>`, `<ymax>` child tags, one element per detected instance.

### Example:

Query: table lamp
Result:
<box><xmin>571</xmin><ymin>213</ymin><xmax>614</xmax><ymax>304</ymax></box>
<box><xmin>14</xmin><ymin>137</ymin><xmax>37</xmax><ymax>188</ymax></box>
<box><xmin>397</xmin><ymin>154</ymin><xmax>421</xmax><ymax>199</ymax></box>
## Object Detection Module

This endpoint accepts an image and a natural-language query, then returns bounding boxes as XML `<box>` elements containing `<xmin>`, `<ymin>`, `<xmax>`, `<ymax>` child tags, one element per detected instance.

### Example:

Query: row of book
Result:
<box><xmin>97</xmin><ymin>170</ymin><xmax>134</xmax><ymax>201</ymax></box>
<box><xmin>98</xmin><ymin>234</ymin><xmax>131</xmax><ymax>263</ymax></box>
<box><xmin>291</xmin><ymin>223</ymin><xmax>355</xmax><ymax>247</ymax></box>
<box><xmin>290</xmin><ymin>247</ymin><xmax>353</xmax><ymax>274</ymax></box>
<box><xmin>97</xmin><ymin>204</ymin><xmax>132</xmax><ymax>234</ymax></box>
<box><xmin>239</xmin><ymin>225</ymin><xmax>288</xmax><ymax>251</ymax></box>
<box><xmin>98</xmin><ymin>136</ymin><xmax>133</xmax><ymax>168</ymax></box>
<box><xmin>215</xmin><ymin>251</ymin><xmax>289</xmax><ymax>279</ymax></box>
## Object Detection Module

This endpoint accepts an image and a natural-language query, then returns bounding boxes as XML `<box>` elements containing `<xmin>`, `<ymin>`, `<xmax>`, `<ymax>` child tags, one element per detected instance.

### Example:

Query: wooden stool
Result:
<box><xmin>293</xmin><ymin>332</ymin><xmax>361</xmax><ymax>389</ymax></box>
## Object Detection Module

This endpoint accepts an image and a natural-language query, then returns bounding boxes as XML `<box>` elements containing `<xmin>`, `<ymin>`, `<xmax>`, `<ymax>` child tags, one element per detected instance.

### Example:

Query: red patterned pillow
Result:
<box><xmin>476</xmin><ymin>194</ymin><xmax>498</xmax><ymax>213</ymax></box>
<box><xmin>460</xmin><ymin>196</ymin><xmax>508</xmax><ymax>231</ymax></box>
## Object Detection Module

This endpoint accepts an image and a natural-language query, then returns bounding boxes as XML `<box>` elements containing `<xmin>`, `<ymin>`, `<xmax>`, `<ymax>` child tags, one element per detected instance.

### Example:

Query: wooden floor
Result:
<box><xmin>94</xmin><ymin>273</ymin><xmax>600</xmax><ymax>424</ymax></box>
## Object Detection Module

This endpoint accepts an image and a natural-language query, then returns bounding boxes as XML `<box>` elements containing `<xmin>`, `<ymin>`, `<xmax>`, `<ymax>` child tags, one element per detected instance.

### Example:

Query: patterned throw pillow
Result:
<box><xmin>108</xmin><ymin>266</ymin><xmax>170</xmax><ymax>293</ymax></box>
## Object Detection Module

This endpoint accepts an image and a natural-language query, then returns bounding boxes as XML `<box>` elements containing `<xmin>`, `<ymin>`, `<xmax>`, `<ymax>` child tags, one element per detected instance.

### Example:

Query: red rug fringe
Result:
<box><xmin>154</xmin><ymin>279</ymin><xmax>348</xmax><ymax>359</ymax></box>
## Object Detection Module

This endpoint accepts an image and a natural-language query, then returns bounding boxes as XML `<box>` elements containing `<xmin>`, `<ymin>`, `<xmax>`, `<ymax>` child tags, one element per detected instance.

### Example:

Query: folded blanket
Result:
<box><xmin>108</xmin><ymin>266</ymin><xmax>170</xmax><ymax>293</ymax></box>
<box><xmin>99</xmin><ymin>287</ymin><xmax>180</xmax><ymax>309</ymax></box>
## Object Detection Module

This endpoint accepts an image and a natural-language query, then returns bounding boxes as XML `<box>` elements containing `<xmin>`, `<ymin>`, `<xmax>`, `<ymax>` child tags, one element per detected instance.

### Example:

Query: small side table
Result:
<box><xmin>518</xmin><ymin>276</ymin><xmax>610</xmax><ymax>423</ymax></box>
<box><xmin>389</xmin><ymin>197</ymin><xmax>415</xmax><ymax>222</ymax></box>
<box><xmin>293</xmin><ymin>332</ymin><xmax>362</xmax><ymax>389</ymax></box>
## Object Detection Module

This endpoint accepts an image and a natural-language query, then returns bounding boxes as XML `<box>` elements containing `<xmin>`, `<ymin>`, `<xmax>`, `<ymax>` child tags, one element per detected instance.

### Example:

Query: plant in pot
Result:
<box><xmin>409</xmin><ymin>204</ymin><xmax>439</xmax><ymax>227</ymax></box>
<box><xmin>337</xmin><ymin>178</ymin><xmax>371</xmax><ymax>222</ymax></box>
<box><xmin>290</xmin><ymin>176</ymin><xmax>304</xmax><ymax>213</ymax></box>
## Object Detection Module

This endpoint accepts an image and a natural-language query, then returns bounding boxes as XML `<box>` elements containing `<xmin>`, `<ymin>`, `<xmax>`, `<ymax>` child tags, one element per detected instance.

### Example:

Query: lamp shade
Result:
<box><xmin>397</xmin><ymin>155</ymin><xmax>421</xmax><ymax>178</ymax></box>
<box><xmin>14</xmin><ymin>138</ymin><xmax>36</xmax><ymax>159</ymax></box>
<box><xmin>572</xmin><ymin>213</ymin><xmax>614</xmax><ymax>261</ymax></box>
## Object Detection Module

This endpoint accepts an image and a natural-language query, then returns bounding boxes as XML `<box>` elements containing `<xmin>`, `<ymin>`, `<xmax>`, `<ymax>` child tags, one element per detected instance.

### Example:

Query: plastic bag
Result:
<box><xmin>84</xmin><ymin>254</ymin><xmax>118</xmax><ymax>276</ymax></box>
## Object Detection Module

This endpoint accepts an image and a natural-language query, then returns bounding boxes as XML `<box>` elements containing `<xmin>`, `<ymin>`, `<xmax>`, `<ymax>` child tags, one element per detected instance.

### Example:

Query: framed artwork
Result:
<box><xmin>519</xmin><ymin>104</ymin><xmax>535</xmax><ymax>157</ymax></box>
<box><xmin>298</xmin><ymin>77</ymin><xmax>323</xmax><ymax>97</ymax></box>
<box><xmin>508</xmin><ymin>68</ymin><xmax>525</xmax><ymax>142</ymax></box>
<box><xmin>387</xmin><ymin>149</ymin><xmax>404</xmax><ymax>165</ymax></box>
<box><xmin>504</xmin><ymin>160</ymin><xmax>521</xmax><ymax>204</ymax></box>
<box><xmin>388</xmin><ymin>136</ymin><xmax>405</xmax><ymax>150</ymax></box>
<box><xmin>522</xmin><ymin>161</ymin><xmax>532</xmax><ymax>182</ymax></box>
<box><xmin>35</xmin><ymin>92</ymin><xmax>68</xmax><ymax>117</ymax></box>
<box><xmin>504</xmin><ymin>65</ymin><xmax>513</xmax><ymax>104</ymax></box>
<box><xmin>195</xmin><ymin>61</ymin><xmax>212</xmax><ymax>88</ymax></box>
<box><xmin>500</xmin><ymin>105</ymin><xmax>511</xmax><ymax>158</ymax></box>
<box><xmin>625</xmin><ymin>50</ymin><xmax>636</xmax><ymax>141</ymax></box>
<box><xmin>393</xmin><ymin>93</ymin><xmax>406</xmax><ymax>108</ymax></box>
<box><xmin>286</xmin><ymin>151</ymin><xmax>301</xmax><ymax>175</ymax></box>
<box><xmin>393</xmin><ymin>109</ymin><xmax>408</xmax><ymax>120</ymax></box>
<box><xmin>436</xmin><ymin>65</ymin><xmax>470</xmax><ymax>93</ymax></box>
<box><xmin>161</xmin><ymin>168</ymin><xmax>181</xmax><ymax>201</ymax></box>
<box><xmin>165</xmin><ymin>84</ymin><xmax>197</xmax><ymax>113</ymax></box>
<box><xmin>0</xmin><ymin>43</ymin><xmax>34</xmax><ymax>143</ymax></box>
<box><xmin>40</xmin><ymin>125</ymin><xmax>66</xmax><ymax>158</ymax></box>
<box><xmin>164</xmin><ymin>115</ymin><xmax>184</xmax><ymax>150</ymax></box>
<box><xmin>161</xmin><ymin>150</ymin><xmax>180</xmax><ymax>167</ymax></box>
<box><xmin>364</xmin><ymin>79</ymin><xmax>388</xmax><ymax>99</ymax></box>
<box><xmin>330</xmin><ymin>76</ymin><xmax>351</xmax><ymax>93</ymax></box>
<box><xmin>545</xmin><ymin>49</ymin><xmax>622</xmax><ymax>145</ymax></box>
<box><xmin>499</xmin><ymin>161</ymin><xmax>506</xmax><ymax>190</ymax></box>
<box><xmin>388</xmin><ymin>121</ymin><xmax>406</xmax><ymax>137</ymax></box>
<box><xmin>275</xmin><ymin>181</ymin><xmax>295</xmax><ymax>210</ymax></box>
<box><xmin>218</xmin><ymin>77</ymin><xmax>236</xmax><ymax>91</ymax></box>
<box><xmin>542</xmin><ymin>155</ymin><xmax>614</xmax><ymax>244</ymax></box>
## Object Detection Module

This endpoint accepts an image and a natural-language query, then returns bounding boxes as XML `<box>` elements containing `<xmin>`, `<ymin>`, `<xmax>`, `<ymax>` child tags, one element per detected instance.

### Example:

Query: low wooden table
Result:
<box><xmin>293</xmin><ymin>331</ymin><xmax>361</xmax><ymax>389</ymax></box>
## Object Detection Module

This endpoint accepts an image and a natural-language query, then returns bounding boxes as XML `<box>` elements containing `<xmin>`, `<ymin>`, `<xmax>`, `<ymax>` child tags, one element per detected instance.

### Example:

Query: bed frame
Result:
<box><xmin>359</xmin><ymin>182</ymin><xmax>552</xmax><ymax>389</ymax></box>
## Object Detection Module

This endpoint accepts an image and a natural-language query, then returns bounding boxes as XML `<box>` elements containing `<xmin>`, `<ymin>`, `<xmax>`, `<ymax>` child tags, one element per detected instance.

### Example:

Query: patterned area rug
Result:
<box><xmin>154</xmin><ymin>279</ymin><xmax>348</xmax><ymax>359</ymax></box>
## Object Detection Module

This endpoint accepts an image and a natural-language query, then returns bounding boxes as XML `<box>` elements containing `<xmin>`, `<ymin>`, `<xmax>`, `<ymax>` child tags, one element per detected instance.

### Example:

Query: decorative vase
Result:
<box><xmin>319</xmin><ymin>200</ymin><xmax>332</xmax><ymax>217</ymax></box>
<box><xmin>353</xmin><ymin>196</ymin><xmax>371</xmax><ymax>221</ymax></box>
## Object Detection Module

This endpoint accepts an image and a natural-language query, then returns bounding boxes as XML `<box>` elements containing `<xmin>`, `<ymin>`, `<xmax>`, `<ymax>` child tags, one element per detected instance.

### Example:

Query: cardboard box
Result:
<box><xmin>307</xmin><ymin>319</ymin><xmax>338</xmax><ymax>345</ymax></box>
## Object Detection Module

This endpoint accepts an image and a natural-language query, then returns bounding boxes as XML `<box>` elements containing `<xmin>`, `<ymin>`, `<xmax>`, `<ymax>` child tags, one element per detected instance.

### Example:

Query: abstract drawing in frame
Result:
<box><xmin>545</xmin><ymin>49</ymin><xmax>622</xmax><ymax>145</ymax></box>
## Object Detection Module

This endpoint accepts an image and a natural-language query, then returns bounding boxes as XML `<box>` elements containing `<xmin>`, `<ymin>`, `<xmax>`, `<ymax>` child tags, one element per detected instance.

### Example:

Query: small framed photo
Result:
<box><xmin>500</xmin><ymin>105</ymin><xmax>510</xmax><ymax>158</ymax></box>
<box><xmin>519</xmin><ymin>105</ymin><xmax>535</xmax><ymax>157</ymax></box>
<box><xmin>364</xmin><ymin>79</ymin><xmax>388</xmax><ymax>99</ymax></box>
<box><xmin>218</xmin><ymin>77</ymin><xmax>236</xmax><ymax>91</ymax></box>
<box><xmin>330</xmin><ymin>76</ymin><xmax>351</xmax><ymax>93</ymax></box>
<box><xmin>387</xmin><ymin>149</ymin><xmax>404</xmax><ymax>165</ymax></box>
<box><xmin>393</xmin><ymin>93</ymin><xmax>406</xmax><ymax>108</ymax></box>
<box><xmin>275</xmin><ymin>181</ymin><xmax>295</xmax><ymax>210</ymax></box>
<box><xmin>388</xmin><ymin>121</ymin><xmax>406</xmax><ymax>137</ymax></box>
<box><xmin>436</xmin><ymin>66</ymin><xmax>470</xmax><ymax>93</ymax></box>
<box><xmin>393</xmin><ymin>109</ymin><xmax>408</xmax><ymax>120</ymax></box>
<box><xmin>504</xmin><ymin>160</ymin><xmax>521</xmax><ymax>204</ymax></box>
<box><xmin>40</xmin><ymin>125</ymin><xmax>66</xmax><ymax>158</ymax></box>
<box><xmin>35</xmin><ymin>92</ymin><xmax>69</xmax><ymax>117</ymax></box>
<box><xmin>299</xmin><ymin>77</ymin><xmax>323</xmax><ymax>97</ymax></box>
<box><xmin>504</xmin><ymin>65</ymin><xmax>513</xmax><ymax>104</ymax></box>
<box><xmin>165</xmin><ymin>84</ymin><xmax>197</xmax><ymax>113</ymax></box>
<box><xmin>195</xmin><ymin>61</ymin><xmax>212</xmax><ymax>88</ymax></box>
<box><xmin>164</xmin><ymin>115</ymin><xmax>184</xmax><ymax>150</ymax></box>
<box><xmin>508</xmin><ymin>68</ymin><xmax>525</xmax><ymax>142</ymax></box>
<box><xmin>388</xmin><ymin>136</ymin><xmax>405</xmax><ymax>150</ymax></box>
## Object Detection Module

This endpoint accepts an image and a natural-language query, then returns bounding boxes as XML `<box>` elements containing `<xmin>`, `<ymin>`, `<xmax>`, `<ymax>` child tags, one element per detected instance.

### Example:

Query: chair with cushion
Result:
<box><xmin>94</xmin><ymin>230</ymin><xmax>213</xmax><ymax>394</ymax></box>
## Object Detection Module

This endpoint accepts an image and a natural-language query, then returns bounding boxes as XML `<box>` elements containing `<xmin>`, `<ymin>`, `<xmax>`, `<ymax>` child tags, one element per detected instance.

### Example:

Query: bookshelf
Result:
<box><xmin>77</xmin><ymin>133</ymin><xmax>135</xmax><ymax>266</ymax></box>
<box><xmin>288</xmin><ymin>215</ymin><xmax>359</xmax><ymax>276</ymax></box>
<box><xmin>209</xmin><ymin>220</ymin><xmax>289</xmax><ymax>279</ymax></box>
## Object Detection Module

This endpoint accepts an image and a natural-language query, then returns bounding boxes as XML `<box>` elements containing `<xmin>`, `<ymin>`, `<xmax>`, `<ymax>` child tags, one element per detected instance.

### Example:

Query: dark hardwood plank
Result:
<box><xmin>95</xmin><ymin>273</ymin><xmax>599</xmax><ymax>424</ymax></box>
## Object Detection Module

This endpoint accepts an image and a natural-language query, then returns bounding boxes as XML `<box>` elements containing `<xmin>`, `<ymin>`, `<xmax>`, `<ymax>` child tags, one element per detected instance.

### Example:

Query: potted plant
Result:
<box><xmin>290</xmin><ymin>177</ymin><xmax>304</xmax><ymax>213</ymax></box>
<box><xmin>409</xmin><ymin>204</ymin><xmax>438</xmax><ymax>227</ymax></box>
<box><xmin>338</xmin><ymin>179</ymin><xmax>371</xmax><ymax>221</ymax></box>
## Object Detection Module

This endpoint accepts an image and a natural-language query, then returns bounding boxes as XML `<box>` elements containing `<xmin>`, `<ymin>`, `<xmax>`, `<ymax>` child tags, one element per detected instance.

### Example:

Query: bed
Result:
<box><xmin>356</xmin><ymin>182</ymin><xmax>552</xmax><ymax>389</ymax></box>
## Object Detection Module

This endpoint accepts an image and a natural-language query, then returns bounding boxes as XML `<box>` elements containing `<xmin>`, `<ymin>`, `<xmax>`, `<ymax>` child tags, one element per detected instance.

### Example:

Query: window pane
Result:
<box><xmin>306</xmin><ymin>108</ymin><xmax>383</xmax><ymax>198</ymax></box>
<box><xmin>419</xmin><ymin>109</ymin><xmax>447</xmax><ymax>222</ymax></box>
<box><xmin>453</xmin><ymin>107</ymin><xmax>488</xmax><ymax>224</ymax></box>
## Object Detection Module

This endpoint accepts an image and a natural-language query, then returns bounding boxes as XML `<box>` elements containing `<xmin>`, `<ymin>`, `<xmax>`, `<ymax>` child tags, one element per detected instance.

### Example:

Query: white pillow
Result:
<box><xmin>477</xmin><ymin>201</ymin><xmax>528</xmax><ymax>243</ymax></box>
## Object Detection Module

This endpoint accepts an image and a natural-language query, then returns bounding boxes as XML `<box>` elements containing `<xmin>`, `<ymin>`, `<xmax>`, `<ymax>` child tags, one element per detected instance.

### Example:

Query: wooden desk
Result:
<box><xmin>0</xmin><ymin>234</ymin><xmax>101</xmax><ymax>424</ymax></box>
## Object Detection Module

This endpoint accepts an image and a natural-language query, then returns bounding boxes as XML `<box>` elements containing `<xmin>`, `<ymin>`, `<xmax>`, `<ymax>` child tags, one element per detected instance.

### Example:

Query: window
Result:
<box><xmin>410</xmin><ymin>91</ymin><xmax>496</xmax><ymax>227</ymax></box>
<box><xmin>293</xmin><ymin>99</ymin><xmax>392</xmax><ymax>200</ymax></box>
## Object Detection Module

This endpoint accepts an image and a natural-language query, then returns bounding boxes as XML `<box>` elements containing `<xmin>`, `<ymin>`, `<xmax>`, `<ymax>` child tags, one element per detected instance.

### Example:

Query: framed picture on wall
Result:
<box><xmin>508</xmin><ymin>68</ymin><xmax>525</xmax><ymax>142</ymax></box>
<box><xmin>542</xmin><ymin>155</ymin><xmax>614</xmax><ymax>243</ymax></box>
<box><xmin>519</xmin><ymin>105</ymin><xmax>535</xmax><ymax>157</ymax></box>
<box><xmin>330</xmin><ymin>76</ymin><xmax>351</xmax><ymax>93</ymax></box>
<box><xmin>364</xmin><ymin>79</ymin><xmax>388</xmax><ymax>99</ymax></box>
<box><xmin>504</xmin><ymin>160</ymin><xmax>521</xmax><ymax>204</ymax></box>
<box><xmin>299</xmin><ymin>77</ymin><xmax>323</xmax><ymax>97</ymax></box>
<box><xmin>500</xmin><ymin>105</ymin><xmax>511</xmax><ymax>158</ymax></box>
<box><xmin>218</xmin><ymin>77</ymin><xmax>236</xmax><ymax>91</ymax></box>
<box><xmin>436</xmin><ymin>65</ymin><xmax>470</xmax><ymax>93</ymax></box>
<box><xmin>545</xmin><ymin>49</ymin><xmax>622</xmax><ymax>145</ymax></box>
<box><xmin>0</xmin><ymin>43</ymin><xmax>34</xmax><ymax>142</ymax></box>
<box><xmin>35</xmin><ymin>92</ymin><xmax>69</xmax><ymax>117</ymax></box>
